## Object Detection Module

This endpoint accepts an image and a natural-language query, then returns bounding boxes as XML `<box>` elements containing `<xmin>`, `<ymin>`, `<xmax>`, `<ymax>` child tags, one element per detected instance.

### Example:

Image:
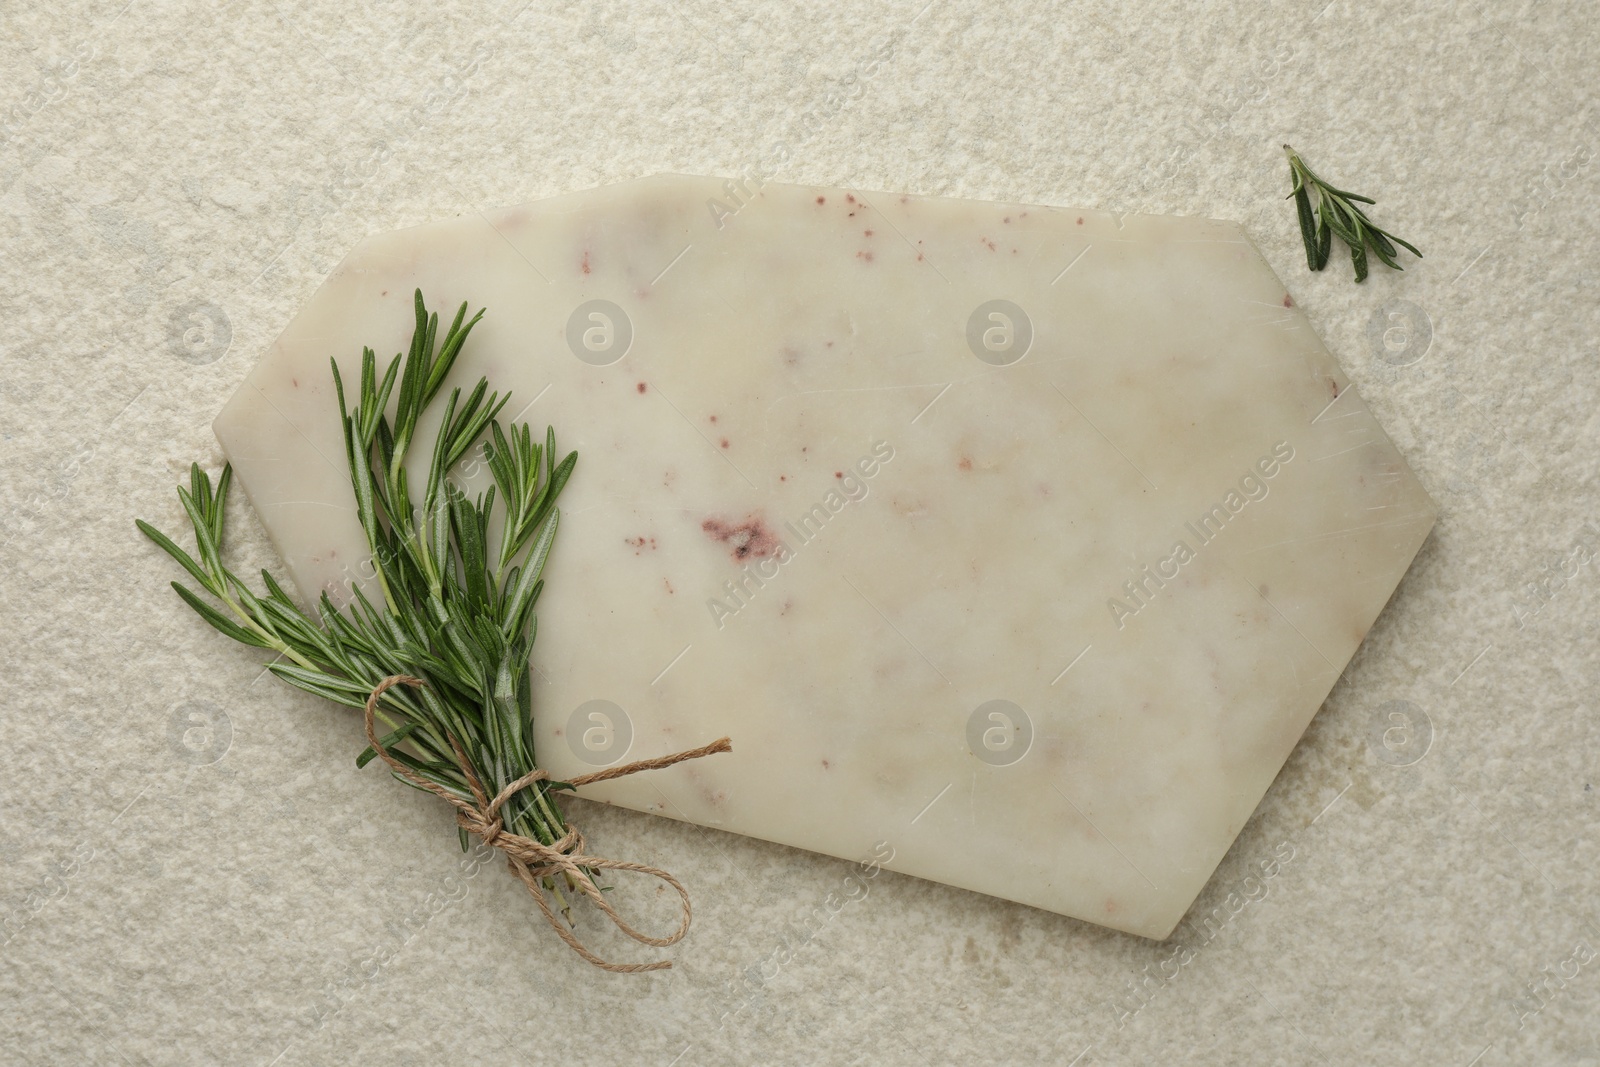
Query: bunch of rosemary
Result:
<box><xmin>138</xmin><ymin>292</ymin><xmax>585</xmax><ymax>904</ymax></box>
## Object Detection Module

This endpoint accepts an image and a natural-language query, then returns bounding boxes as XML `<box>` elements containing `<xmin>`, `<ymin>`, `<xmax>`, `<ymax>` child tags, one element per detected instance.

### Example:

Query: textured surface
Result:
<box><xmin>1</xmin><ymin>1</ymin><xmax>1596</xmax><ymax>1064</ymax></box>
<box><xmin>214</xmin><ymin>174</ymin><xmax>1435</xmax><ymax>939</ymax></box>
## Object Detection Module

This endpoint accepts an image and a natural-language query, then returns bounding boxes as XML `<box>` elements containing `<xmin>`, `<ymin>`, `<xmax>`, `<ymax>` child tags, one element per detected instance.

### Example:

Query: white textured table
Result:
<box><xmin>2</xmin><ymin>2</ymin><xmax>1596</xmax><ymax>1064</ymax></box>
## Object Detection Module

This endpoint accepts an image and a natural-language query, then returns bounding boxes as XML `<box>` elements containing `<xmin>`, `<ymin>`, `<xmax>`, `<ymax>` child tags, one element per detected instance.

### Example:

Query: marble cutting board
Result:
<box><xmin>212</xmin><ymin>175</ymin><xmax>1437</xmax><ymax>939</ymax></box>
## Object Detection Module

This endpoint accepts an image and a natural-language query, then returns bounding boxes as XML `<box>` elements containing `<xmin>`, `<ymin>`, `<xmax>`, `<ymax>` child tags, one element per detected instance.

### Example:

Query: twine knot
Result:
<box><xmin>363</xmin><ymin>675</ymin><xmax>731</xmax><ymax>973</ymax></box>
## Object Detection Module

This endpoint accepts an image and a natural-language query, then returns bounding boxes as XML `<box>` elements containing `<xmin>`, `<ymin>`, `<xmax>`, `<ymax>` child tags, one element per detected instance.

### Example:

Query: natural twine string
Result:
<box><xmin>363</xmin><ymin>675</ymin><xmax>732</xmax><ymax>973</ymax></box>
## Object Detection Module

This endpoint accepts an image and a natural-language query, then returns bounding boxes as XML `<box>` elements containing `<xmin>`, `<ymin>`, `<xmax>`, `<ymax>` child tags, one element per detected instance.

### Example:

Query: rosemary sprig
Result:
<box><xmin>1284</xmin><ymin>144</ymin><xmax>1421</xmax><ymax>282</ymax></box>
<box><xmin>138</xmin><ymin>290</ymin><xmax>582</xmax><ymax>899</ymax></box>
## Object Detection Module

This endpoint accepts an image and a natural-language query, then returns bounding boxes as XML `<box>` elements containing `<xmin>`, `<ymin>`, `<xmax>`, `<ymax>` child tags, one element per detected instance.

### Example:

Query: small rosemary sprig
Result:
<box><xmin>138</xmin><ymin>291</ymin><xmax>584</xmax><ymax>906</ymax></box>
<box><xmin>1284</xmin><ymin>144</ymin><xmax>1421</xmax><ymax>282</ymax></box>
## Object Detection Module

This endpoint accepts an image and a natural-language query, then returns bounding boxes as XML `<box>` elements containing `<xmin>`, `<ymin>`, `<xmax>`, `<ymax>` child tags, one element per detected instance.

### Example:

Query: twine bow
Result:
<box><xmin>363</xmin><ymin>675</ymin><xmax>732</xmax><ymax>973</ymax></box>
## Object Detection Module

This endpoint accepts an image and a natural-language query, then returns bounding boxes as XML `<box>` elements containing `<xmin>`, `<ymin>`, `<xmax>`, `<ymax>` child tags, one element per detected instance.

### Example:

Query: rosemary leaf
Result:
<box><xmin>356</xmin><ymin>721</ymin><xmax>422</xmax><ymax>768</ymax></box>
<box><xmin>1293</xmin><ymin>184</ymin><xmax>1318</xmax><ymax>271</ymax></box>
<box><xmin>170</xmin><ymin>582</ymin><xmax>273</xmax><ymax>648</ymax></box>
<box><xmin>135</xmin><ymin>520</ymin><xmax>221</xmax><ymax>596</ymax></box>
